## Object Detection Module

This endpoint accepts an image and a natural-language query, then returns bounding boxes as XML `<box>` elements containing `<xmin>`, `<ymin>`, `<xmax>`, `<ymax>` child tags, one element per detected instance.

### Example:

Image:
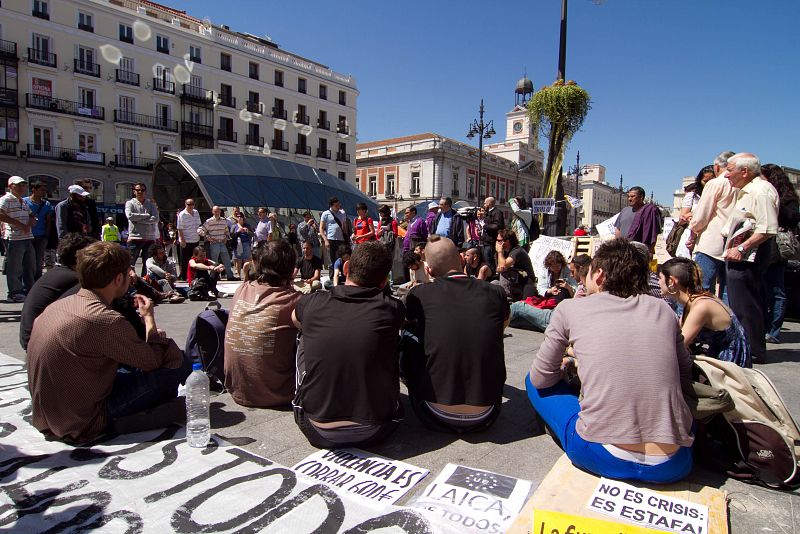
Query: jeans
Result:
<box><xmin>128</xmin><ymin>239</ymin><xmax>154</xmax><ymax>277</ymax></box>
<box><xmin>106</xmin><ymin>352</ymin><xmax>192</xmax><ymax>420</ymax></box>
<box><xmin>509</xmin><ymin>301</ymin><xmax>553</xmax><ymax>332</ymax></box>
<box><xmin>525</xmin><ymin>373</ymin><xmax>693</xmax><ymax>483</ymax></box>
<box><xmin>694</xmin><ymin>252</ymin><xmax>727</xmax><ymax>303</ymax></box>
<box><xmin>32</xmin><ymin>235</ymin><xmax>48</xmax><ymax>280</ymax></box>
<box><xmin>233</xmin><ymin>239</ymin><xmax>252</xmax><ymax>261</ymax></box>
<box><xmin>762</xmin><ymin>262</ymin><xmax>786</xmax><ymax>340</ymax></box>
<box><xmin>293</xmin><ymin>404</ymin><xmax>402</xmax><ymax>449</ymax></box>
<box><xmin>5</xmin><ymin>239</ymin><xmax>36</xmax><ymax>297</ymax></box>
<box><xmin>208</xmin><ymin>242</ymin><xmax>234</xmax><ymax>279</ymax></box>
<box><xmin>327</xmin><ymin>239</ymin><xmax>344</xmax><ymax>279</ymax></box>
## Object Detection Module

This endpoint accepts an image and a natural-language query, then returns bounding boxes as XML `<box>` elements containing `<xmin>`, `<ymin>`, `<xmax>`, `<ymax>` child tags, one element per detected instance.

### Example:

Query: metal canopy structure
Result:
<box><xmin>151</xmin><ymin>151</ymin><xmax>378</xmax><ymax>218</ymax></box>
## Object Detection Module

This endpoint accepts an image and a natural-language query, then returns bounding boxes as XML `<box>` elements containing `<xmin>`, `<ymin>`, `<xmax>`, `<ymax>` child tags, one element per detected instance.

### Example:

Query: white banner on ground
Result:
<box><xmin>587</xmin><ymin>478</ymin><xmax>708</xmax><ymax>534</ymax></box>
<box><xmin>529</xmin><ymin>235</ymin><xmax>575</xmax><ymax>268</ymax></box>
<box><xmin>596</xmin><ymin>213</ymin><xmax>620</xmax><ymax>240</ymax></box>
<box><xmin>408</xmin><ymin>463</ymin><xmax>532</xmax><ymax>534</ymax></box>
<box><xmin>531</xmin><ymin>198</ymin><xmax>556</xmax><ymax>215</ymax></box>
<box><xmin>292</xmin><ymin>448</ymin><xmax>429</xmax><ymax>507</ymax></box>
<box><xmin>0</xmin><ymin>355</ymin><xmax>441</xmax><ymax>533</ymax></box>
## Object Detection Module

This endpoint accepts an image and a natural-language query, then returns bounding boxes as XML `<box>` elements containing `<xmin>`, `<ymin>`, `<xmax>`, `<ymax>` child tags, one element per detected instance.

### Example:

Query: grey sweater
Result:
<box><xmin>531</xmin><ymin>292</ymin><xmax>694</xmax><ymax>447</ymax></box>
<box><xmin>124</xmin><ymin>198</ymin><xmax>159</xmax><ymax>240</ymax></box>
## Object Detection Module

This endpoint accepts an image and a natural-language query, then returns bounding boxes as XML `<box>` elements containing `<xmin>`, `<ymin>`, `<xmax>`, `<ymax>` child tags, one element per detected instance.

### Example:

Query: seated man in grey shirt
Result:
<box><xmin>526</xmin><ymin>238</ymin><xmax>694</xmax><ymax>484</ymax></box>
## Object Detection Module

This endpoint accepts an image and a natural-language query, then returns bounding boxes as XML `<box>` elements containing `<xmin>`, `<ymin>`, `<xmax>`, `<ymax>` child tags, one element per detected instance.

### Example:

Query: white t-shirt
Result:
<box><xmin>176</xmin><ymin>208</ymin><xmax>202</xmax><ymax>243</ymax></box>
<box><xmin>0</xmin><ymin>193</ymin><xmax>33</xmax><ymax>241</ymax></box>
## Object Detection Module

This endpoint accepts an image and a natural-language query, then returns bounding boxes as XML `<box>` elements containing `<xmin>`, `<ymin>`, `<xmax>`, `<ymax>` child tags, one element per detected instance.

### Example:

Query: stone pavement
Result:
<box><xmin>1</xmin><ymin>273</ymin><xmax>799</xmax><ymax>532</ymax></box>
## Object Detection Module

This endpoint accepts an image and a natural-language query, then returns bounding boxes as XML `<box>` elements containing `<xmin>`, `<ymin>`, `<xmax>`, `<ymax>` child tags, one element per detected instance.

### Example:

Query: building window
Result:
<box><xmin>490</xmin><ymin>180</ymin><xmax>496</xmax><ymax>198</ymax></box>
<box><xmin>220</xmin><ymin>52</ymin><xmax>231</xmax><ymax>72</ymax></box>
<box><xmin>78</xmin><ymin>133</ymin><xmax>96</xmax><ymax>153</ymax></box>
<box><xmin>119</xmin><ymin>23</ymin><xmax>133</xmax><ymax>43</ymax></box>
<box><xmin>319</xmin><ymin>84</ymin><xmax>327</xmax><ymax>100</ymax></box>
<box><xmin>368</xmin><ymin>176</ymin><xmax>377</xmax><ymax>197</ymax></box>
<box><xmin>274</xmin><ymin>70</ymin><xmax>284</xmax><ymax>87</ymax></box>
<box><xmin>248</xmin><ymin>61</ymin><xmax>258</xmax><ymax>80</ymax></box>
<box><xmin>339</xmin><ymin>90</ymin><xmax>347</xmax><ymax>106</ymax></box>
<box><xmin>33</xmin><ymin>126</ymin><xmax>52</xmax><ymax>150</ymax></box>
<box><xmin>79</xmin><ymin>87</ymin><xmax>96</xmax><ymax>109</ymax></box>
<box><xmin>115</xmin><ymin>182</ymin><xmax>134</xmax><ymax>204</ymax></box>
<box><xmin>78</xmin><ymin>12</ymin><xmax>94</xmax><ymax>32</ymax></box>
<box><xmin>452</xmin><ymin>172</ymin><xmax>459</xmax><ymax>195</ymax></box>
<box><xmin>338</xmin><ymin>171</ymin><xmax>346</xmax><ymax>181</ymax></box>
<box><xmin>386</xmin><ymin>174</ymin><xmax>395</xmax><ymax>196</ymax></box>
<box><xmin>355</xmin><ymin>175</ymin><xmax>360</xmax><ymax>190</ymax></box>
<box><xmin>468</xmin><ymin>175</ymin><xmax>475</xmax><ymax>197</ymax></box>
<box><xmin>298</xmin><ymin>77</ymin><xmax>307</xmax><ymax>94</ymax></box>
<box><xmin>156</xmin><ymin>35</ymin><xmax>169</xmax><ymax>54</ymax></box>
<box><xmin>189</xmin><ymin>45</ymin><xmax>201</xmax><ymax>64</ymax></box>
<box><xmin>411</xmin><ymin>171</ymin><xmax>420</xmax><ymax>195</ymax></box>
<box><xmin>157</xmin><ymin>143</ymin><xmax>171</xmax><ymax>155</ymax></box>
<box><xmin>219</xmin><ymin>116</ymin><xmax>234</xmax><ymax>142</ymax></box>
<box><xmin>32</xmin><ymin>0</ymin><xmax>49</xmax><ymax>19</ymax></box>
<box><xmin>499</xmin><ymin>183</ymin><xmax>506</xmax><ymax>202</ymax></box>
<box><xmin>119</xmin><ymin>138</ymin><xmax>135</xmax><ymax>164</ymax></box>
<box><xmin>156</xmin><ymin>103</ymin><xmax>171</xmax><ymax>127</ymax></box>
<box><xmin>480</xmin><ymin>177</ymin><xmax>486</xmax><ymax>195</ymax></box>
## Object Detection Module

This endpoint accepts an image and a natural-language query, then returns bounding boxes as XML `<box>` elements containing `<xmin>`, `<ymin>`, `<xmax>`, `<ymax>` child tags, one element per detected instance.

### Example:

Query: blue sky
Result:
<box><xmin>170</xmin><ymin>0</ymin><xmax>800</xmax><ymax>205</ymax></box>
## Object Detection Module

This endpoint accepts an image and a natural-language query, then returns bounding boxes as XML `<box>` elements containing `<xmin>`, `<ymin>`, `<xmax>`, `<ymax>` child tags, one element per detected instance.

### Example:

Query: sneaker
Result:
<box><xmin>765</xmin><ymin>334</ymin><xmax>781</xmax><ymax>344</ymax></box>
<box><xmin>9</xmin><ymin>294</ymin><xmax>25</xmax><ymax>303</ymax></box>
<box><xmin>168</xmin><ymin>295</ymin><xmax>186</xmax><ymax>304</ymax></box>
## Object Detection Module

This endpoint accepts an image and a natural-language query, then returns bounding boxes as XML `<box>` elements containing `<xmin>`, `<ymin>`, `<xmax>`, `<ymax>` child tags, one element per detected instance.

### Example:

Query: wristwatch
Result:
<box><xmin>737</xmin><ymin>245</ymin><xmax>747</xmax><ymax>255</ymax></box>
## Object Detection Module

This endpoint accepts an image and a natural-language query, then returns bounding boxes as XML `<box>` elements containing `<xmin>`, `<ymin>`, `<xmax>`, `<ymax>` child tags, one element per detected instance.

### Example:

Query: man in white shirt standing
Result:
<box><xmin>176</xmin><ymin>198</ymin><xmax>201</xmax><ymax>281</ymax></box>
<box><xmin>0</xmin><ymin>176</ymin><xmax>36</xmax><ymax>302</ymax></box>
<box><xmin>254</xmin><ymin>207</ymin><xmax>271</xmax><ymax>245</ymax></box>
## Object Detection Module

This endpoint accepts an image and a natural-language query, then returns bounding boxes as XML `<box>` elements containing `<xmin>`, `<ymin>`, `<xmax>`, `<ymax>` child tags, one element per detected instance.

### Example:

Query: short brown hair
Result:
<box><xmin>76</xmin><ymin>241</ymin><xmax>131</xmax><ymax>289</ymax></box>
<box><xmin>590</xmin><ymin>238</ymin><xmax>649</xmax><ymax>298</ymax></box>
<box><xmin>348</xmin><ymin>241</ymin><xmax>391</xmax><ymax>287</ymax></box>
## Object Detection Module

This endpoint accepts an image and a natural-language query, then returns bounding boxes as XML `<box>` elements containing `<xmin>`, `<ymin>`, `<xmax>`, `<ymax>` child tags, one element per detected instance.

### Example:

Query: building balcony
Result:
<box><xmin>74</xmin><ymin>59</ymin><xmax>100</xmax><ymax>77</ymax></box>
<box><xmin>189</xmin><ymin>55</ymin><xmax>201</xmax><ymax>64</ymax></box>
<box><xmin>217</xmin><ymin>129</ymin><xmax>237</xmax><ymax>143</ymax></box>
<box><xmin>295</xmin><ymin>113</ymin><xmax>310</xmax><ymax>125</ymax></box>
<box><xmin>295</xmin><ymin>145</ymin><xmax>311</xmax><ymax>156</ymax></box>
<box><xmin>336</xmin><ymin>152</ymin><xmax>350</xmax><ymax>163</ymax></box>
<box><xmin>116</xmin><ymin>69</ymin><xmax>139</xmax><ymax>86</ymax></box>
<box><xmin>157</xmin><ymin>45</ymin><xmax>169</xmax><ymax>54</ymax></box>
<box><xmin>119</xmin><ymin>34</ymin><xmax>134</xmax><ymax>44</ymax></box>
<box><xmin>0</xmin><ymin>40</ymin><xmax>18</xmax><ymax>60</ymax></box>
<box><xmin>271</xmin><ymin>139</ymin><xmax>288</xmax><ymax>152</ymax></box>
<box><xmin>181</xmin><ymin>84</ymin><xmax>214</xmax><ymax>105</ymax></box>
<box><xmin>0</xmin><ymin>87</ymin><xmax>18</xmax><ymax>107</ymax></box>
<box><xmin>246</xmin><ymin>101</ymin><xmax>263</xmax><ymax>114</ymax></box>
<box><xmin>27</xmin><ymin>48</ymin><xmax>56</xmax><ymax>68</ymax></box>
<box><xmin>271</xmin><ymin>108</ymin><xmax>287</xmax><ymax>120</ymax></box>
<box><xmin>153</xmin><ymin>78</ymin><xmax>175</xmax><ymax>94</ymax></box>
<box><xmin>218</xmin><ymin>94</ymin><xmax>236</xmax><ymax>108</ymax></box>
<box><xmin>114</xmin><ymin>155</ymin><xmax>155</xmax><ymax>170</ymax></box>
<box><xmin>181</xmin><ymin>122</ymin><xmax>213</xmax><ymax>137</ymax></box>
<box><xmin>0</xmin><ymin>140</ymin><xmax>16</xmax><ymax>156</ymax></box>
<box><xmin>245</xmin><ymin>135</ymin><xmax>265</xmax><ymax>147</ymax></box>
<box><xmin>114</xmin><ymin>110</ymin><xmax>178</xmax><ymax>132</ymax></box>
<box><xmin>26</xmin><ymin>94</ymin><xmax>105</xmax><ymax>120</ymax></box>
<box><xmin>317</xmin><ymin>119</ymin><xmax>330</xmax><ymax>130</ymax></box>
<box><xmin>32</xmin><ymin>7</ymin><xmax>49</xmax><ymax>20</ymax></box>
<box><xmin>337</xmin><ymin>123</ymin><xmax>350</xmax><ymax>135</ymax></box>
<box><xmin>316</xmin><ymin>148</ymin><xmax>331</xmax><ymax>159</ymax></box>
<box><xmin>27</xmin><ymin>144</ymin><xmax>104</xmax><ymax>165</ymax></box>
<box><xmin>78</xmin><ymin>22</ymin><xmax>94</xmax><ymax>33</ymax></box>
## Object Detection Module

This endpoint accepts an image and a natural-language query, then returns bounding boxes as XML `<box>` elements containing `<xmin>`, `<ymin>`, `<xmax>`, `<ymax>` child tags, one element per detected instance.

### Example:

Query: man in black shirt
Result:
<box><xmin>293</xmin><ymin>241</ymin><xmax>322</xmax><ymax>294</ymax></box>
<box><xmin>292</xmin><ymin>241</ymin><xmax>405</xmax><ymax>448</ymax></box>
<box><xmin>495</xmin><ymin>229</ymin><xmax>536</xmax><ymax>300</ymax></box>
<box><xmin>480</xmin><ymin>196</ymin><xmax>505</xmax><ymax>275</ymax></box>
<box><xmin>402</xmin><ymin>235</ymin><xmax>509</xmax><ymax>433</ymax></box>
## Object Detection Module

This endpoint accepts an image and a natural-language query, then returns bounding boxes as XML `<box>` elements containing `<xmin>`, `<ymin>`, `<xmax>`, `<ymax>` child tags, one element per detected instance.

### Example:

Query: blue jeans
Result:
<box><xmin>694</xmin><ymin>252</ymin><xmax>727</xmax><ymax>303</ymax></box>
<box><xmin>525</xmin><ymin>373</ymin><xmax>693</xmax><ymax>483</ymax></box>
<box><xmin>128</xmin><ymin>239</ymin><xmax>154</xmax><ymax>277</ymax></box>
<box><xmin>5</xmin><ymin>239</ymin><xmax>36</xmax><ymax>297</ymax></box>
<box><xmin>208</xmin><ymin>242</ymin><xmax>234</xmax><ymax>279</ymax></box>
<box><xmin>106</xmin><ymin>352</ymin><xmax>192</xmax><ymax>421</ymax></box>
<box><xmin>762</xmin><ymin>262</ymin><xmax>786</xmax><ymax>340</ymax></box>
<box><xmin>509</xmin><ymin>302</ymin><xmax>553</xmax><ymax>332</ymax></box>
<box><xmin>32</xmin><ymin>235</ymin><xmax>48</xmax><ymax>280</ymax></box>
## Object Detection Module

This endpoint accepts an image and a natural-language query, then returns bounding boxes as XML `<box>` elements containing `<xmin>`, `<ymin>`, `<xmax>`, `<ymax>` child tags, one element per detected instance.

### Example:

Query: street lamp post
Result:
<box><xmin>568</xmin><ymin>150</ymin><xmax>585</xmax><ymax>230</ymax></box>
<box><xmin>467</xmin><ymin>99</ymin><xmax>495</xmax><ymax>204</ymax></box>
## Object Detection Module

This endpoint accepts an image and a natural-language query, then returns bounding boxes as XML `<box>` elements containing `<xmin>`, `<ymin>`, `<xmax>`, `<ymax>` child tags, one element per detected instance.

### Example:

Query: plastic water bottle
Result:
<box><xmin>185</xmin><ymin>363</ymin><xmax>210</xmax><ymax>448</ymax></box>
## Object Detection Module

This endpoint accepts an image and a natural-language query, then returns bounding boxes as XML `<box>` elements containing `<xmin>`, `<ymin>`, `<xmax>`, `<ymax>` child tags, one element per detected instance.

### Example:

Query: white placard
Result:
<box><xmin>292</xmin><ymin>448</ymin><xmax>428</xmax><ymax>507</ymax></box>
<box><xmin>596</xmin><ymin>213</ymin><xmax>620</xmax><ymax>240</ymax></box>
<box><xmin>528</xmin><ymin>235</ymin><xmax>575</xmax><ymax>268</ymax></box>
<box><xmin>531</xmin><ymin>198</ymin><xmax>556</xmax><ymax>215</ymax></box>
<box><xmin>408</xmin><ymin>463</ymin><xmax>532</xmax><ymax>533</ymax></box>
<box><xmin>587</xmin><ymin>478</ymin><xmax>708</xmax><ymax>534</ymax></box>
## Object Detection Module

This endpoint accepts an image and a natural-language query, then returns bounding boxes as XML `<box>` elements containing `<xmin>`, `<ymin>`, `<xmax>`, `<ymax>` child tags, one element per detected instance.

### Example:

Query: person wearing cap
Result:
<box><xmin>55</xmin><ymin>184</ymin><xmax>92</xmax><ymax>239</ymax></box>
<box><xmin>0</xmin><ymin>176</ymin><xmax>36</xmax><ymax>302</ymax></box>
<box><xmin>101</xmin><ymin>216</ymin><xmax>121</xmax><ymax>244</ymax></box>
<box><xmin>23</xmin><ymin>181</ymin><xmax>54</xmax><ymax>280</ymax></box>
<box><xmin>424</xmin><ymin>201</ymin><xmax>439</xmax><ymax>235</ymax></box>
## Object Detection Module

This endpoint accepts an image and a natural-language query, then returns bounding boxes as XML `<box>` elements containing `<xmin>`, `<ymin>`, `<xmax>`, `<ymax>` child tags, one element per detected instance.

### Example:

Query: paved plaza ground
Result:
<box><xmin>1</xmin><ymin>273</ymin><xmax>799</xmax><ymax>532</ymax></box>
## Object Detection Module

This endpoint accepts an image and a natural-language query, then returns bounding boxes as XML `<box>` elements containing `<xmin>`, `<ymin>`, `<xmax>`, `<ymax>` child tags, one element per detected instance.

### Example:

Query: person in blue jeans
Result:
<box><xmin>527</xmin><ymin>239</ymin><xmax>694</xmax><ymax>484</ymax></box>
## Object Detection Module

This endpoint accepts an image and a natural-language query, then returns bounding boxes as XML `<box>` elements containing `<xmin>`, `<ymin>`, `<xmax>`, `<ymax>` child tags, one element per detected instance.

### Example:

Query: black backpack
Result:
<box><xmin>184</xmin><ymin>301</ymin><xmax>228</xmax><ymax>392</ymax></box>
<box><xmin>187</xmin><ymin>277</ymin><xmax>210</xmax><ymax>301</ymax></box>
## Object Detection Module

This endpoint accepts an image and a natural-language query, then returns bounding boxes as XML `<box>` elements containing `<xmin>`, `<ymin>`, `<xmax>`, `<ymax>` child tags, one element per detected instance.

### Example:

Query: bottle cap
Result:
<box><xmin>192</xmin><ymin>362</ymin><xmax>203</xmax><ymax>371</ymax></box>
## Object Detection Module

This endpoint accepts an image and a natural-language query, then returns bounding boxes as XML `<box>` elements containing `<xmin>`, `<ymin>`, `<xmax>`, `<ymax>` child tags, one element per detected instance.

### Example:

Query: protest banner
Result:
<box><xmin>531</xmin><ymin>198</ymin><xmax>556</xmax><ymax>215</ymax></box>
<box><xmin>596</xmin><ymin>213</ymin><xmax>619</xmax><ymax>240</ymax></box>
<box><xmin>408</xmin><ymin>463</ymin><xmax>532</xmax><ymax>533</ymax></box>
<box><xmin>533</xmin><ymin>509</ymin><xmax>663</xmax><ymax>534</ymax></box>
<box><xmin>528</xmin><ymin>235</ymin><xmax>575</xmax><ymax>270</ymax></box>
<box><xmin>292</xmin><ymin>448</ymin><xmax>428</xmax><ymax>507</ymax></box>
<box><xmin>587</xmin><ymin>478</ymin><xmax>709</xmax><ymax>534</ymax></box>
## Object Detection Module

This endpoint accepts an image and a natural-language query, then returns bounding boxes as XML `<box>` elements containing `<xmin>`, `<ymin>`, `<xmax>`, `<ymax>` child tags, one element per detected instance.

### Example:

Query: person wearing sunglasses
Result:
<box><xmin>124</xmin><ymin>183</ymin><xmax>159</xmax><ymax>277</ymax></box>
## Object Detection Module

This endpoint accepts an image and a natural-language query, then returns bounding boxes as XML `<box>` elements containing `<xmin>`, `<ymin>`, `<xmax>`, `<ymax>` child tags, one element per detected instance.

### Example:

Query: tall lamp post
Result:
<box><xmin>569</xmin><ymin>150</ymin><xmax>586</xmax><ymax>230</ymax></box>
<box><xmin>467</xmin><ymin>99</ymin><xmax>495</xmax><ymax>203</ymax></box>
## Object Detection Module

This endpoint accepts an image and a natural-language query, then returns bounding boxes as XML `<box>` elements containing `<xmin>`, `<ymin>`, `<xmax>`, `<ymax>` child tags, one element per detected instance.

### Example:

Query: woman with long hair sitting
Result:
<box><xmin>660</xmin><ymin>257</ymin><xmax>751</xmax><ymax>367</ymax></box>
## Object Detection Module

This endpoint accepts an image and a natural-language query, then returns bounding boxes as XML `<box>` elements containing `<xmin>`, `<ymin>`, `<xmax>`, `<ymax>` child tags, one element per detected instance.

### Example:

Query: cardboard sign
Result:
<box><xmin>409</xmin><ymin>463</ymin><xmax>532</xmax><ymax>533</ymax></box>
<box><xmin>528</xmin><ymin>235</ymin><xmax>575</xmax><ymax>269</ymax></box>
<box><xmin>531</xmin><ymin>198</ymin><xmax>556</xmax><ymax>215</ymax></box>
<box><xmin>587</xmin><ymin>478</ymin><xmax>709</xmax><ymax>534</ymax></box>
<box><xmin>534</xmin><ymin>509</ymin><xmax>663</xmax><ymax>534</ymax></box>
<box><xmin>596</xmin><ymin>213</ymin><xmax>620</xmax><ymax>240</ymax></box>
<box><xmin>292</xmin><ymin>448</ymin><xmax>428</xmax><ymax>507</ymax></box>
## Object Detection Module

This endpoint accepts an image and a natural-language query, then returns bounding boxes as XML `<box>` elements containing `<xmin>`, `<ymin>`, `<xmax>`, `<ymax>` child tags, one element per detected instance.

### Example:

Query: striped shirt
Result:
<box><xmin>203</xmin><ymin>216</ymin><xmax>230</xmax><ymax>243</ymax></box>
<box><xmin>0</xmin><ymin>192</ymin><xmax>33</xmax><ymax>241</ymax></box>
<box><xmin>176</xmin><ymin>208</ymin><xmax>202</xmax><ymax>243</ymax></box>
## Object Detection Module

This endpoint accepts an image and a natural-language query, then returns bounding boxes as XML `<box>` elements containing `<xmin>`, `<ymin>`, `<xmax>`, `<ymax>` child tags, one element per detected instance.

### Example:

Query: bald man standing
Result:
<box><xmin>401</xmin><ymin>235</ymin><xmax>509</xmax><ymax>433</ymax></box>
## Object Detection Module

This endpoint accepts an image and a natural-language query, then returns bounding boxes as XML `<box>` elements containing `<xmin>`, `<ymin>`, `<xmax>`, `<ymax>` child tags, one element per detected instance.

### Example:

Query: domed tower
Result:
<box><xmin>515</xmin><ymin>75</ymin><xmax>533</xmax><ymax>106</ymax></box>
